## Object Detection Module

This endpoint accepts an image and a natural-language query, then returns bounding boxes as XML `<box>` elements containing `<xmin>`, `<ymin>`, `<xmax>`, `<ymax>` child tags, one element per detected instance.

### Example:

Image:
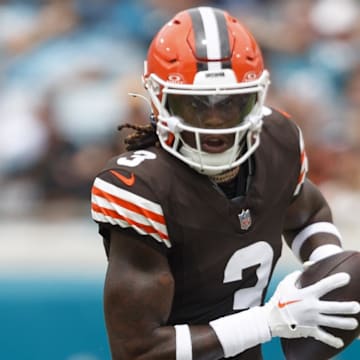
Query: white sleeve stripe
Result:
<box><xmin>92</xmin><ymin>194</ymin><xmax>168</xmax><ymax>235</ymax></box>
<box><xmin>92</xmin><ymin>210</ymin><xmax>171</xmax><ymax>248</ymax></box>
<box><xmin>92</xmin><ymin>185</ymin><xmax>165</xmax><ymax>226</ymax></box>
<box><xmin>94</xmin><ymin>177</ymin><xmax>163</xmax><ymax>215</ymax></box>
<box><xmin>175</xmin><ymin>325</ymin><xmax>193</xmax><ymax>360</ymax></box>
<box><xmin>92</xmin><ymin>210</ymin><xmax>147</xmax><ymax>235</ymax></box>
<box><xmin>299</xmin><ymin>151</ymin><xmax>308</xmax><ymax>173</ymax></box>
<box><xmin>91</xmin><ymin>202</ymin><xmax>169</xmax><ymax>242</ymax></box>
<box><xmin>293</xmin><ymin>169</ymin><xmax>306</xmax><ymax>197</ymax></box>
<box><xmin>91</xmin><ymin>177</ymin><xmax>171</xmax><ymax>247</ymax></box>
<box><xmin>299</xmin><ymin>126</ymin><xmax>305</xmax><ymax>151</ymax></box>
<box><xmin>293</xmin><ymin>127</ymin><xmax>308</xmax><ymax>196</ymax></box>
<box><xmin>291</xmin><ymin>222</ymin><xmax>342</xmax><ymax>259</ymax></box>
<box><xmin>309</xmin><ymin>244</ymin><xmax>343</xmax><ymax>262</ymax></box>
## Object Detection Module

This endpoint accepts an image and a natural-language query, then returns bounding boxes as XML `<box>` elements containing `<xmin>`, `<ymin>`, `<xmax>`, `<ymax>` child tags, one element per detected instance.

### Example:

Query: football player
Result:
<box><xmin>91</xmin><ymin>6</ymin><xmax>360</xmax><ymax>360</ymax></box>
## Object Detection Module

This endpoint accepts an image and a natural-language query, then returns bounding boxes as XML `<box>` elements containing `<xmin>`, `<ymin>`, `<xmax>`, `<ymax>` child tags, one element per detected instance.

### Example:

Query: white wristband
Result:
<box><xmin>175</xmin><ymin>324</ymin><xmax>192</xmax><ymax>360</ymax></box>
<box><xmin>209</xmin><ymin>306</ymin><xmax>271</xmax><ymax>358</ymax></box>
<box><xmin>292</xmin><ymin>222</ymin><xmax>342</xmax><ymax>260</ymax></box>
<box><xmin>309</xmin><ymin>244</ymin><xmax>343</xmax><ymax>262</ymax></box>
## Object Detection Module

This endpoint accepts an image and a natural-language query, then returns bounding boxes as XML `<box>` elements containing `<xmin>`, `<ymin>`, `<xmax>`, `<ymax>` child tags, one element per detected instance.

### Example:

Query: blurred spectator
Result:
<box><xmin>0</xmin><ymin>86</ymin><xmax>47</xmax><ymax>175</ymax></box>
<box><xmin>2</xmin><ymin>0</ymin><xmax>77</xmax><ymax>57</ymax></box>
<box><xmin>232</xmin><ymin>0</ymin><xmax>360</xmax><ymax>188</ymax></box>
<box><xmin>0</xmin><ymin>0</ymin><xmax>360</xmax><ymax>218</ymax></box>
<box><xmin>344</xmin><ymin>63</ymin><xmax>360</xmax><ymax>148</ymax></box>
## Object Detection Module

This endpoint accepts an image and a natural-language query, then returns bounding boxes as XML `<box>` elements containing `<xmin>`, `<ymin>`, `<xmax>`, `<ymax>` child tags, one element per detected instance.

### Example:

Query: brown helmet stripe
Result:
<box><xmin>188</xmin><ymin>7</ymin><xmax>232</xmax><ymax>71</ymax></box>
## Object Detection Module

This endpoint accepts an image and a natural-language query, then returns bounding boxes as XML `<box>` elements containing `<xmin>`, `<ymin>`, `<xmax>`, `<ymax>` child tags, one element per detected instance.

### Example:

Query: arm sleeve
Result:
<box><xmin>91</xmin><ymin>172</ymin><xmax>171</xmax><ymax>249</ymax></box>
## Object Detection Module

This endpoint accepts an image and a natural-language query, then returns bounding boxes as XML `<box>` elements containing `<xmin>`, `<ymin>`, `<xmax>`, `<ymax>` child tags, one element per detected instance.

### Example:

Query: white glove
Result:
<box><xmin>263</xmin><ymin>270</ymin><xmax>360</xmax><ymax>348</ymax></box>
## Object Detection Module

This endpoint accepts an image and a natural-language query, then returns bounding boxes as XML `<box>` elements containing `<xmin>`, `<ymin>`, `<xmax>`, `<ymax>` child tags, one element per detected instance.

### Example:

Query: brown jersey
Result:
<box><xmin>91</xmin><ymin>108</ymin><xmax>307</xmax><ymax>360</ymax></box>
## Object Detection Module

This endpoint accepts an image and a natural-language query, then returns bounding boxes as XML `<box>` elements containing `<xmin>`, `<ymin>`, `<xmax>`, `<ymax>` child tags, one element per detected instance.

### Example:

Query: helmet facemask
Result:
<box><xmin>144</xmin><ymin>69</ymin><xmax>270</xmax><ymax>175</ymax></box>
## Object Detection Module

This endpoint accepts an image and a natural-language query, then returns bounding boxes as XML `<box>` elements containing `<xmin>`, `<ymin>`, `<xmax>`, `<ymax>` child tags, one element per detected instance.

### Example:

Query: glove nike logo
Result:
<box><xmin>278</xmin><ymin>299</ymin><xmax>301</xmax><ymax>308</ymax></box>
<box><xmin>110</xmin><ymin>170</ymin><xmax>136</xmax><ymax>186</ymax></box>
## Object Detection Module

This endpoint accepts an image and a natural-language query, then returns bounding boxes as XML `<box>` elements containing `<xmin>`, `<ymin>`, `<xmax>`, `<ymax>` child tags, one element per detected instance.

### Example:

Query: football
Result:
<box><xmin>281</xmin><ymin>250</ymin><xmax>360</xmax><ymax>360</ymax></box>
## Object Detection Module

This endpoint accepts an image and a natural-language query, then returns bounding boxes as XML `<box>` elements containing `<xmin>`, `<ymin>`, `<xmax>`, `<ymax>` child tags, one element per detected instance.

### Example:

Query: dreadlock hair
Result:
<box><xmin>117</xmin><ymin>115</ymin><xmax>159</xmax><ymax>151</ymax></box>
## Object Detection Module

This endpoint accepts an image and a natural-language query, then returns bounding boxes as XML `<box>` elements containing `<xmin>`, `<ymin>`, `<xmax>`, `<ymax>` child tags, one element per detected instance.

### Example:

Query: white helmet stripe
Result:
<box><xmin>189</xmin><ymin>7</ymin><xmax>231</xmax><ymax>71</ymax></box>
<box><xmin>199</xmin><ymin>7</ymin><xmax>222</xmax><ymax>69</ymax></box>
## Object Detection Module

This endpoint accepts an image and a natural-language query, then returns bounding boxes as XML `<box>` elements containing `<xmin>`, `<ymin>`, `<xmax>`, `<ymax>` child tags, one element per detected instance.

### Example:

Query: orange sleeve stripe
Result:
<box><xmin>297</xmin><ymin>169</ymin><xmax>306</xmax><ymax>185</ymax></box>
<box><xmin>92</xmin><ymin>186</ymin><xmax>166</xmax><ymax>225</ymax></box>
<box><xmin>297</xmin><ymin>150</ymin><xmax>307</xmax><ymax>183</ymax></box>
<box><xmin>91</xmin><ymin>203</ymin><xmax>169</xmax><ymax>241</ymax></box>
<box><xmin>273</xmin><ymin>107</ymin><xmax>291</xmax><ymax>119</ymax></box>
<box><xmin>300</xmin><ymin>150</ymin><xmax>306</xmax><ymax>163</ymax></box>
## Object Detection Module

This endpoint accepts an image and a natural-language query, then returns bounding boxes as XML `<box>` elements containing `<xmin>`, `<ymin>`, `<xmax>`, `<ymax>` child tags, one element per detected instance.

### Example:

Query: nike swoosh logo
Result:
<box><xmin>110</xmin><ymin>170</ymin><xmax>135</xmax><ymax>186</ymax></box>
<box><xmin>278</xmin><ymin>299</ymin><xmax>301</xmax><ymax>309</ymax></box>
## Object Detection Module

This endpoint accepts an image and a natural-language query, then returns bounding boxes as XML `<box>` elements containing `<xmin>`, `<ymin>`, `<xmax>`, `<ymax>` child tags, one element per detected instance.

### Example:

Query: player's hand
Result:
<box><xmin>263</xmin><ymin>270</ymin><xmax>360</xmax><ymax>348</ymax></box>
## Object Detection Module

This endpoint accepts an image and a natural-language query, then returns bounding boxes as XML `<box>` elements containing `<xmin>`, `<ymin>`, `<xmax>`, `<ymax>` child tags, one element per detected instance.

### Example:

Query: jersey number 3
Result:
<box><xmin>116</xmin><ymin>150</ymin><xmax>156</xmax><ymax>167</ymax></box>
<box><xmin>223</xmin><ymin>241</ymin><xmax>274</xmax><ymax>310</ymax></box>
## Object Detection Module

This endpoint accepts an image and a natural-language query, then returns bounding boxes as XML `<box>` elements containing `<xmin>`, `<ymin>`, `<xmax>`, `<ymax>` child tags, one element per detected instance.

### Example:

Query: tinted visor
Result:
<box><xmin>167</xmin><ymin>93</ymin><xmax>257</xmax><ymax>129</ymax></box>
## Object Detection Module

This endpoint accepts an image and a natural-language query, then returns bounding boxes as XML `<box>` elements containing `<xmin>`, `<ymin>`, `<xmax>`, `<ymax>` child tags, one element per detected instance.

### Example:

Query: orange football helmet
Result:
<box><xmin>143</xmin><ymin>6</ymin><xmax>270</xmax><ymax>175</ymax></box>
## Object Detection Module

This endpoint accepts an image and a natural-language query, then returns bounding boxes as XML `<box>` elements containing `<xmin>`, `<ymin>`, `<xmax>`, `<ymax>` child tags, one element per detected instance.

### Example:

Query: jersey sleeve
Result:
<box><xmin>91</xmin><ymin>171</ymin><xmax>171</xmax><ymax>248</ymax></box>
<box><xmin>266</xmin><ymin>107</ymin><xmax>309</xmax><ymax>199</ymax></box>
<box><xmin>292</xmin><ymin>125</ymin><xmax>309</xmax><ymax>197</ymax></box>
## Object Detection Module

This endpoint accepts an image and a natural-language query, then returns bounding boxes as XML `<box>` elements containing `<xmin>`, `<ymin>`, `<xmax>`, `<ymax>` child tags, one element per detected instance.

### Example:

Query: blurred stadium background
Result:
<box><xmin>0</xmin><ymin>0</ymin><xmax>360</xmax><ymax>359</ymax></box>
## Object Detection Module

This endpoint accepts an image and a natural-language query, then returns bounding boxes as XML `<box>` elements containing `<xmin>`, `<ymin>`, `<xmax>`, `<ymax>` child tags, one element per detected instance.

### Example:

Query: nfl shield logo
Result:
<box><xmin>238</xmin><ymin>209</ymin><xmax>252</xmax><ymax>230</ymax></box>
